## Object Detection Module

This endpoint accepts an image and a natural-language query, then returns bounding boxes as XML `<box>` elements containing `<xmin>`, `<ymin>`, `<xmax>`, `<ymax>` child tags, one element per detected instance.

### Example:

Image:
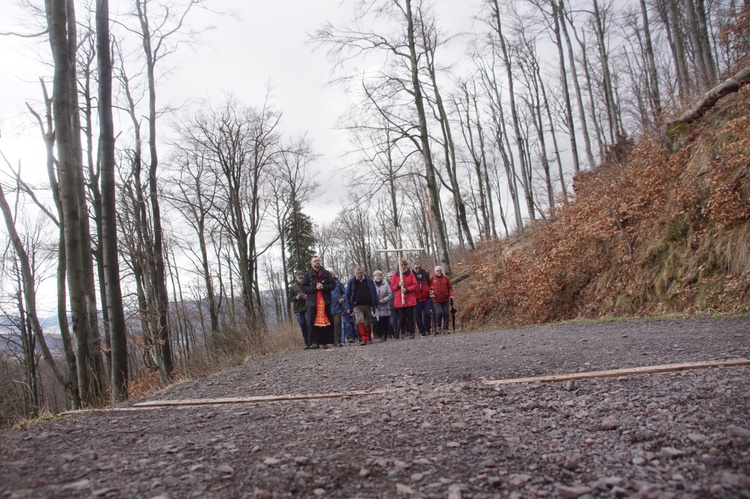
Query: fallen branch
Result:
<box><xmin>483</xmin><ymin>358</ymin><xmax>750</xmax><ymax>385</ymax></box>
<box><xmin>450</xmin><ymin>270</ymin><xmax>472</xmax><ymax>286</ymax></box>
<box><xmin>130</xmin><ymin>389</ymin><xmax>387</xmax><ymax>408</ymax></box>
<box><xmin>669</xmin><ymin>65</ymin><xmax>750</xmax><ymax>127</ymax></box>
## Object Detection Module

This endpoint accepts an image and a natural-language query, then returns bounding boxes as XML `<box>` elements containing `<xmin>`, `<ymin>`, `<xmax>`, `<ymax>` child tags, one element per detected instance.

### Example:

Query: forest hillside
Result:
<box><xmin>457</xmin><ymin>87</ymin><xmax>750</xmax><ymax>328</ymax></box>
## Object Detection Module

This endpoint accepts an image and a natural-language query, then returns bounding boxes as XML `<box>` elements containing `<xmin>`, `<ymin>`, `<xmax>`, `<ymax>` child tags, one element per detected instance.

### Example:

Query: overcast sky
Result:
<box><xmin>0</xmin><ymin>0</ymin><xmax>478</xmax><ymax>219</ymax></box>
<box><xmin>0</xmin><ymin>0</ymin><xmax>479</xmax><ymax>313</ymax></box>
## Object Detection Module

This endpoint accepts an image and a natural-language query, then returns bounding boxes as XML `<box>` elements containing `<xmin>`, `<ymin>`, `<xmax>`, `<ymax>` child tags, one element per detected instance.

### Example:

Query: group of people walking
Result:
<box><xmin>289</xmin><ymin>256</ymin><xmax>454</xmax><ymax>349</ymax></box>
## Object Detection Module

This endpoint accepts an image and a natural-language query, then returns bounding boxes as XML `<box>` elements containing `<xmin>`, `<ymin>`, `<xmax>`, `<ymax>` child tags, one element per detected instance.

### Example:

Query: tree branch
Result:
<box><xmin>669</xmin><ymin>65</ymin><xmax>750</xmax><ymax>126</ymax></box>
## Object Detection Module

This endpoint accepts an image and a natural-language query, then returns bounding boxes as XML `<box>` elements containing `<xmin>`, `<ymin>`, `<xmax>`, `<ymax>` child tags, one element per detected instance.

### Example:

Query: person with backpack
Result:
<box><xmin>289</xmin><ymin>271</ymin><xmax>309</xmax><ymax>348</ymax></box>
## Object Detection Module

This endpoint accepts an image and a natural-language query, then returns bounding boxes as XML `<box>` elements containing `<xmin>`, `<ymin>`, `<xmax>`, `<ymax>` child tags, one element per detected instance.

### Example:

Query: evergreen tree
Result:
<box><xmin>284</xmin><ymin>200</ymin><xmax>316</xmax><ymax>279</ymax></box>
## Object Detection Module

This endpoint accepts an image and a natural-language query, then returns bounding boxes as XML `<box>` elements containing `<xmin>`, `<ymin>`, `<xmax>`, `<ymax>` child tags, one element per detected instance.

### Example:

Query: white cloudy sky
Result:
<box><xmin>0</xmin><ymin>0</ymin><xmax>479</xmax><ymax>312</ymax></box>
<box><xmin>0</xmin><ymin>0</ymin><xmax>478</xmax><ymax>217</ymax></box>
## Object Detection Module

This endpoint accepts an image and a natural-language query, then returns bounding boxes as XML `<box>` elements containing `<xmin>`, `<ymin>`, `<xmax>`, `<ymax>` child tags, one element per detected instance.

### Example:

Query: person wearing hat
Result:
<box><xmin>289</xmin><ymin>271</ymin><xmax>309</xmax><ymax>348</ymax></box>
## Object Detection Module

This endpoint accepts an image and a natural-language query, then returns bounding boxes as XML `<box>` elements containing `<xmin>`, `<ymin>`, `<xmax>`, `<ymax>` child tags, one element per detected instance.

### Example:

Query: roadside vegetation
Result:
<box><xmin>457</xmin><ymin>88</ymin><xmax>750</xmax><ymax>328</ymax></box>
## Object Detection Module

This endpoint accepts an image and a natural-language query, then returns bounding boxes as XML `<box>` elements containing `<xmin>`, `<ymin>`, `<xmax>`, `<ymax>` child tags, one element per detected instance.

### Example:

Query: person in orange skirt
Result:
<box><xmin>300</xmin><ymin>255</ymin><xmax>336</xmax><ymax>349</ymax></box>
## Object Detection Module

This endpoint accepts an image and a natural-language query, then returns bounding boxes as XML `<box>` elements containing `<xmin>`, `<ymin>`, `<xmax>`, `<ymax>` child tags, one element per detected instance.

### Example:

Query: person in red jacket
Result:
<box><xmin>430</xmin><ymin>265</ymin><xmax>454</xmax><ymax>334</ymax></box>
<box><xmin>390</xmin><ymin>258</ymin><xmax>418</xmax><ymax>339</ymax></box>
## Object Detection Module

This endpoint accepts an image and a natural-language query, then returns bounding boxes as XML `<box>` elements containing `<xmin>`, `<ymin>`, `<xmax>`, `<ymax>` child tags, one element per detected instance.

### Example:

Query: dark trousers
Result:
<box><xmin>333</xmin><ymin>312</ymin><xmax>342</xmax><ymax>344</ymax></box>
<box><xmin>374</xmin><ymin>315</ymin><xmax>390</xmax><ymax>340</ymax></box>
<box><xmin>296</xmin><ymin>312</ymin><xmax>309</xmax><ymax>346</ymax></box>
<box><xmin>398</xmin><ymin>306</ymin><xmax>415</xmax><ymax>338</ymax></box>
<box><xmin>389</xmin><ymin>309</ymin><xmax>399</xmax><ymax>338</ymax></box>
<box><xmin>434</xmin><ymin>301</ymin><xmax>450</xmax><ymax>332</ymax></box>
<box><xmin>414</xmin><ymin>300</ymin><xmax>432</xmax><ymax>335</ymax></box>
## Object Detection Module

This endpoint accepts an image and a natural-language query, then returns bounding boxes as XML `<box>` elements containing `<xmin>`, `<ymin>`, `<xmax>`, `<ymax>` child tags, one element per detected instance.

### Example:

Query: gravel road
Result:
<box><xmin>1</xmin><ymin>316</ymin><xmax>749</xmax><ymax>498</ymax></box>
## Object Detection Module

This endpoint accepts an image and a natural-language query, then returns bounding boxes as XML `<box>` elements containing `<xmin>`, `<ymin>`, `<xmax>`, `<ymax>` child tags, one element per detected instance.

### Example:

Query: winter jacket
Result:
<box><xmin>390</xmin><ymin>268</ymin><xmax>418</xmax><ymax>308</ymax></box>
<box><xmin>430</xmin><ymin>274</ymin><xmax>453</xmax><ymax>303</ymax></box>
<box><xmin>330</xmin><ymin>278</ymin><xmax>346</xmax><ymax>315</ymax></box>
<box><xmin>412</xmin><ymin>269</ymin><xmax>432</xmax><ymax>302</ymax></box>
<box><xmin>288</xmin><ymin>282</ymin><xmax>307</xmax><ymax>314</ymax></box>
<box><xmin>373</xmin><ymin>278</ymin><xmax>393</xmax><ymax>317</ymax></box>
<box><xmin>343</xmin><ymin>274</ymin><xmax>378</xmax><ymax>312</ymax></box>
<box><xmin>300</xmin><ymin>267</ymin><xmax>335</xmax><ymax>308</ymax></box>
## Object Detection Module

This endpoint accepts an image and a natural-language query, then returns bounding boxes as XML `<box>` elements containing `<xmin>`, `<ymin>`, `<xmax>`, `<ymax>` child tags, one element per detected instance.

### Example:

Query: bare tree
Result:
<box><xmin>486</xmin><ymin>0</ymin><xmax>537</xmax><ymax>223</ymax></box>
<box><xmin>163</xmin><ymin>147</ymin><xmax>221</xmax><ymax>333</ymax></box>
<box><xmin>23</xmin><ymin>83</ymin><xmax>80</xmax><ymax>408</ymax></box>
<box><xmin>316</xmin><ymin>0</ymin><xmax>452</xmax><ymax>273</ymax></box>
<box><xmin>454</xmin><ymin>78</ymin><xmax>494</xmax><ymax>240</ymax></box>
<box><xmin>475</xmin><ymin>52</ymin><xmax>523</xmax><ymax>232</ymax></box>
<box><xmin>96</xmin><ymin>0</ymin><xmax>128</xmax><ymax>402</ymax></box>
<box><xmin>45</xmin><ymin>0</ymin><xmax>106</xmax><ymax>406</ymax></box>
<box><xmin>0</xmin><ymin>184</ymin><xmax>69</xmax><ymax>411</ymax></box>
<box><xmin>175</xmin><ymin>96</ymin><xmax>281</xmax><ymax>332</ymax></box>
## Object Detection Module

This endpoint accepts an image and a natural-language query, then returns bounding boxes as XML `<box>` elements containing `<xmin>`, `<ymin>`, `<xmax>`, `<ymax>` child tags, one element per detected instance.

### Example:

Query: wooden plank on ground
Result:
<box><xmin>483</xmin><ymin>358</ymin><xmax>750</xmax><ymax>386</ymax></box>
<box><xmin>131</xmin><ymin>389</ymin><xmax>387</xmax><ymax>408</ymax></box>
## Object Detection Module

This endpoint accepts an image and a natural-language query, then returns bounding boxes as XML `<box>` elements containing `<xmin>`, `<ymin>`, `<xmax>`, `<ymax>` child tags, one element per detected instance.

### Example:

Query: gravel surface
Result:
<box><xmin>1</xmin><ymin>316</ymin><xmax>749</xmax><ymax>498</ymax></box>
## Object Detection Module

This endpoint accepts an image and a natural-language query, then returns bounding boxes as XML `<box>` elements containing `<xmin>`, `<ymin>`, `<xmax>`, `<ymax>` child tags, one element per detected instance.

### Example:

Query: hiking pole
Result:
<box><xmin>450</xmin><ymin>296</ymin><xmax>457</xmax><ymax>332</ymax></box>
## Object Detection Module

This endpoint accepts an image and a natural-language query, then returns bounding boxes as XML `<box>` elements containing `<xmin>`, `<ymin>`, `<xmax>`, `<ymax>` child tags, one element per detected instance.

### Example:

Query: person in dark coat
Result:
<box><xmin>288</xmin><ymin>271</ymin><xmax>309</xmax><ymax>348</ymax></box>
<box><xmin>344</xmin><ymin>266</ymin><xmax>378</xmax><ymax>345</ymax></box>
<box><xmin>300</xmin><ymin>255</ymin><xmax>335</xmax><ymax>349</ymax></box>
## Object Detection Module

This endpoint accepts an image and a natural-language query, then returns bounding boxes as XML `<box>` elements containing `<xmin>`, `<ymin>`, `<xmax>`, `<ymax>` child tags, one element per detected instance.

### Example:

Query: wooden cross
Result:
<box><xmin>375</xmin><ymin>226</ymin><xmax>423</xmax><ymax>303</ymax></box>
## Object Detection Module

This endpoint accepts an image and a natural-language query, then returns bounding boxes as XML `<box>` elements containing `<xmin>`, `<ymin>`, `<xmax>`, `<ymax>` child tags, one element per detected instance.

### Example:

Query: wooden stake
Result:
<box><xmin>483</xmin><ymin>358</ymin><xmax>750</xmax><ymax>386</ymax></box>
<box><xmin>131</xmin><ymin>389</ymin><xmax>387</xmax><ymax>408</ymax></box>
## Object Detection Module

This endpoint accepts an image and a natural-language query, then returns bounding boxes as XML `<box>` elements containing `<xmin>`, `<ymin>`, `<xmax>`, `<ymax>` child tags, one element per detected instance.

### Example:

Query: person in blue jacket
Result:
<box><xmin>343</xmin><ymin>266</ymin><xmax>378</xmax><ymax>345</ymax></box>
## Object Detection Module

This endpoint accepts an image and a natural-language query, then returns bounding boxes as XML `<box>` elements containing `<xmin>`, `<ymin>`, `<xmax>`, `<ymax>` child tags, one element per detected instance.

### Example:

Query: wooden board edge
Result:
<box><xmin>483</xmin><ymin>358</ymin><xmax>750</xmax><ymax>386</ymax></box>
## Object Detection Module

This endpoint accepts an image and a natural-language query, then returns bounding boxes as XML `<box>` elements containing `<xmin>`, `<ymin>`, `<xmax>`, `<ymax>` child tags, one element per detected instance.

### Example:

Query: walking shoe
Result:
<box><xmin>310</xmin><ymin>343</ymin><xmax>320</xmax><ymax>349</ymax></box>
<box><xmin>304</xmin><ymin>345</ymin><xmax>311</xmax><ymax>349</ymax></box>
<box><xmin>322</xmin><ymin>344</ymin><xmax>330</xmax><ymax>349</ymax></box>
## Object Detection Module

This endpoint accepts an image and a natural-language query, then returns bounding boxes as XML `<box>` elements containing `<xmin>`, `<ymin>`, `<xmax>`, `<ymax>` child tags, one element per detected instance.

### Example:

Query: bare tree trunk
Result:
<box><xmin>550</xmin><ymin>0</ymin><xmax>581</xmax><ymax>174</ymax></box>
<box><xmin>592</xmin><ymin>0</ymin><xmax>620</xmax><ymax>143</ymax></box>
<box><xmin>490</xmin><ymin>0</ymin><xmax>535</xmax><ymax>223</ymax></box>
<box><xmin>560</xmin><ymin>0</ymin><xmax>595</xmax><ymax>170</ymax></box>
<box><xmin>656</xmin><ymin>0</ymin><xmax>691</xmax><ymax>99</ymax></box>
<box><xmin>136</xmin><ymin>0</ymin><xmax>173</xmax><ymax>377</ymax></box>
<box><xmin>685</xmin><ymin>0</ymin><xmax>717</xmax><ymax>90</ymax></box>
<box><xmin>670</xmin><ymin>64</ymin><xmax>750</xmax><ymax>125</ymax></box>
<box><xmin>0</xmin><ymin>185</ymin><xmax>69</xmax><ymax>401</ymax></box>
<box><xmin>97</xmin><ymin>0</ymin><xmax>128</xmax><ymax>402</ymax></box>
<box><xmin>404</xmin><ymin>0</ymin><xmax>452</xmax><ymax>273</ymax></box>
<box><xmin>46</xmin><ymin>0</ymin><xmax>106</xmax><ymax>407</ymax></box>
<box><xmin>26</xmin><ymin>85</ymin><xmax>81</xmax><ymax>408</ymax></box>
<box><xmin>479</xmin><ymin>55</ymin><xmax>522</xmax><ymax>231</ymax></box>
<box><xmin>456</xmin><ymin>82</ymin><xmax>491</xmax><ymax>239</ymax></box>
<box><xmin>639</xmin><ymin>0</ymin><xmax>662</xmax><ymax>125</ymax></box>
<box><xmin>421</xmin><ymin>27</ymin><xmax>474</xmax><ymax>251</ymax></box>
